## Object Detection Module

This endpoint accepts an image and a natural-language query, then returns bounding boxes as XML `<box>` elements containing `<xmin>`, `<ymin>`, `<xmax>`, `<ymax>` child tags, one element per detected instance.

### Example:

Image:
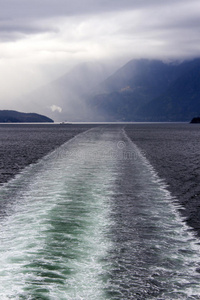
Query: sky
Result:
<box><xmin>0</xmin><ymin>0</ymin><xmax>200</xmax><ymax>116</ymax></box>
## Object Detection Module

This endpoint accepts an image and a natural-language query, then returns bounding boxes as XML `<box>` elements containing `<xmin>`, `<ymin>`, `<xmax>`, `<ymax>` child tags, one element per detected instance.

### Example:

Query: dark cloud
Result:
<box><xmin>0</xmin><ymin>0</ymin><xmax>190</xmax><ymax>19</ymax></box>
<box><xmin>0</xmin><ymin>0</ymin><xmax>200</xmax><ymax>104</ymax></box>
<box><xmin>0</xmin><ymin>20</ymin><xmax>58</xmax><ymax>41</ymax></box>
<box><xmin>0</xmin><ymin>0</ymin><xmax>199</xmax><ymax>43</ymax></box>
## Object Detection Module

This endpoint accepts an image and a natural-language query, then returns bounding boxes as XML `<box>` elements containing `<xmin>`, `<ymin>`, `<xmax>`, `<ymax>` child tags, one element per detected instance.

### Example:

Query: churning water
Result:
<box><xmin>0</xmin><ymin>127</ymin><xmax>200</xmax><ymax>299</ymax></box>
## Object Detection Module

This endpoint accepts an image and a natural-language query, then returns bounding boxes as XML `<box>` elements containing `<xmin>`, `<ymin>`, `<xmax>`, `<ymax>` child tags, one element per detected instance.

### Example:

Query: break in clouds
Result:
<box><xmin>0</xmin><ymin>0</ymin><xmax>200</xmax><ymax>119</ymax></box>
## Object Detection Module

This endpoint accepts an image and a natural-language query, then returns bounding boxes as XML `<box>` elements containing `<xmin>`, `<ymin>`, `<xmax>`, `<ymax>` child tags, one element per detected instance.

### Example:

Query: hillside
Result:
<box><xmin>137</xmin><ymin>60</ymin><xmax>200</xmax><ymax>121</ymax></box>
<box><xmin>87</xmin><ymin>59</ymin><xmax>181</xmax><ymax>121</ymax></box>
<box><xmin>0</xmin><ymin>110</ymin><xmax>54</xmax><ymax>123</ymax></box>
<box><xmin>88</xmin><ymin>58</ymin><xmax>200</xmax><ymax>121</ymax></box>
<box><xmin>18</xmin><ymin>61</ymin><xmax>116</xmax><ymax>122</ymax></box>
<box><xmin>16</xmin><ymin>58</ymin><xmax>200</xmax><ymax>122</ymax></box>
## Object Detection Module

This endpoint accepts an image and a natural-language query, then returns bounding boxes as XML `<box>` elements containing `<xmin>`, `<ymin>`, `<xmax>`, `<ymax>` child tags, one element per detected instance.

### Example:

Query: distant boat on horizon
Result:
<box><xmin>59</xmin><ymin>121</ymin><xmax>72</xmax><ymax>125</ymax></box>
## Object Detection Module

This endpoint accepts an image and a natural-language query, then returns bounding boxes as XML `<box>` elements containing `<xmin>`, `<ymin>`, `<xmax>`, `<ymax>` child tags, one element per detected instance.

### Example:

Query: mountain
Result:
<box><xmin>0</xmin><ymin>110</ymin><xmax>53</xmax><ymax>123</ymax></box>
<box><xmin>190</xmin><ymin>117</ymin><xmax>200</xmax><ymax>123</ymax></box>
<box><xmin>88</xmin><ymin>58</ymin><xmax>200</xmax><ymax>121</ymax></box>
<box><xmin>18</xmin><ymin>61</ymin><xmax>117</xmax><ymax>122</ymax></box>
<box><xmin>137</xmin><ymin>60</ymin><xmax>200</xmax><ymax>121</ymax></box>
<box><xmin>18</xmin><ymin>58</ymin><xmax>200</xmax><ymax>122</ymax></box>
<box><xmin>87</xmin><ymin>59</ymin><xmax>180</xmax><ymax>120</ymax></box>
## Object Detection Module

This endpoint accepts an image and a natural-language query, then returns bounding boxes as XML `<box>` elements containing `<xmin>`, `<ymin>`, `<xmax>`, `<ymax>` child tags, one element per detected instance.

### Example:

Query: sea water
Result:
<box><xmin>0</xmin><ymin>126</ymin><xmax>200</xmax><ymax>299</ymax></box>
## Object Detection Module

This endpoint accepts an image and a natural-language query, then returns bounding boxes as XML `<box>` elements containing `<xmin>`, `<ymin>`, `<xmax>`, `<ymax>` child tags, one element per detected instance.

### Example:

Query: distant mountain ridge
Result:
<box><xmin>137</xmin><ymin>59</ymin><xmax>200</xmax><ymax>121</ymax></box>
<box><xmin>190</xmin><ymin>117</ymin><xmax>200</xmax><ymax>123</ymax></box>
<box><xmin>87</xmin><ymin>58</ymin><xmax>200</xmax><ymax>121</ymax></box>
<box><xmin>17</xmin><ymin>58</ymin><xmax>200</xmax><ymax>122</ymax></box>
<box><xmin>18</xmin><ymin>61</ymin><xmax>116</xmax><ymax>122</ymax></box>
<box><xmin>0</xmin><ymin>110</ymin><xmax>53</xmax><ymax>123</ymax></box>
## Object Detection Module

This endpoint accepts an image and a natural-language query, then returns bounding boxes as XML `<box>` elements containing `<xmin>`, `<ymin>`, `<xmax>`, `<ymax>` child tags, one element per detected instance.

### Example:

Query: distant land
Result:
<box><xmin>190</xmin><ymin>117</ymin><xmax>200</xmax><ymax>123</ymax></box>
<box><xmin>0</xmin><ymin>110</ymin><xmax>54</xmax><ymax>123</ymax></box>
<box><xmin>17</xmin><ymin>58</ymin><xmax>200</xmax><ymax>122</ymax></box>
<box><xmin>87</xmin><ymin>58</ymin><xmax>200</xmax><ymax>122</ymax></box>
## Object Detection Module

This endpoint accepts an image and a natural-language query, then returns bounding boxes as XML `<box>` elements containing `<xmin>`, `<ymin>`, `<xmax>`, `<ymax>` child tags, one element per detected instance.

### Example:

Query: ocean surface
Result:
<box><xmin>0</xmin><ymin>123</ymin><xmax>200</xmax><ymax>299</ymax></box>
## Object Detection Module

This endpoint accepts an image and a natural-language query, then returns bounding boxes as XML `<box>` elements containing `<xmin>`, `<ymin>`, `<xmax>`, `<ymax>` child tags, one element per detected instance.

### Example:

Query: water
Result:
<box><xmin>0</xmin><ymin>124</ymin><xmax>93</xmax><ymax>184</ymax></box>
<box><xmin>125</xmin><ymin>123</ymin><xmax>200</xmax><ymax>236</ymax></box>
<box><xmin>0</xmin><ymin>125</ymin><xmax>200</xmax><ymax>299</ymax></box>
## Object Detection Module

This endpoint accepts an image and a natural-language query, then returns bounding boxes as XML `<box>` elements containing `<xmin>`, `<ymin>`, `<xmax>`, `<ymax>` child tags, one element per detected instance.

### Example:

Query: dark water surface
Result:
<box><xmin>0</xmin><ymin>123</ymin><xmax>200</xmax><ymax>299</ymax></box>
<box><xmin>125</xmin><ymin>123</ymin><xmax>200</xmax><ymax>237</ymax></box>
<box><xmin>0</xmin><ymin>124</ymin><xmax>94</xmax><ymax>184</ymax></box>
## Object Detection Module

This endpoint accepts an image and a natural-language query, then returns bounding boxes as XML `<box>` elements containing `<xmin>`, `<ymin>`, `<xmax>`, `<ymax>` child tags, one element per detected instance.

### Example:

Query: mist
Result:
<box><xmin>15</xmin><ymin>60</ymin><xmax>121</xmax><ymax>122</ymax></box>
<box><xmin>0</xmin><ymin>0</ymin><xmax>200</xmax><ymax>120</ymax></box>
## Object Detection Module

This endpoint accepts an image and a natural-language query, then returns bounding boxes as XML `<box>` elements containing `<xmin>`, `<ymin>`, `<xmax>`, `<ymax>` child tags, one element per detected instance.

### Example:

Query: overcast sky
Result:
<box><xmin>0</xmin><ymin>0</ymin><xmax>200</xmax><ymax>111</ymax></box>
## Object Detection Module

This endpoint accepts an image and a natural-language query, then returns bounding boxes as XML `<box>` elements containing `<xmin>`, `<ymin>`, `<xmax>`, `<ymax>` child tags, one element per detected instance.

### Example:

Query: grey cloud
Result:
<box><xmin>0</xmin><ymin>0</ymin><xmax>199</xmax><ymax>60</ymax></box>
<box><xmin>0</xmin><ymin>19</ymin><xmax>58</xmax><ymax>41</ymax></box>
<box><xmin>0</xmin><ymin>0</ymin><xmax>200</xmax><ymax>114</ymax></box>
<box><xmin>0</xmin><ymin>0</ymin><xmax>197</xmax><ymax>41</ymax></box>
<box><xmin>163</xmin><ymin>17</ymin><xmax>200</xmax><ymax>31</ymax></box>
<box><xmin>0</xmin><ymin>0</ymin><xmax>189</xmax><ymax>19</ymax></box>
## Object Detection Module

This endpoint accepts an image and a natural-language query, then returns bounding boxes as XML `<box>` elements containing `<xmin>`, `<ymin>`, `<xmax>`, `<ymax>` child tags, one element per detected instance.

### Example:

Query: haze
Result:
<box><xmin>0</xmin><ymin>0</ymin><xmax>200</xmax><ymax>120</ymax></box>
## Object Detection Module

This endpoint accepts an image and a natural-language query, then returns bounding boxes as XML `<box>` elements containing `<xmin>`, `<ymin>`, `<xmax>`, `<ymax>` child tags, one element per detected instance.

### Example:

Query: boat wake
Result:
<box><xmin>0</xmin><ymin>127</ymin><xmax>200</xmax><ymax>299</ymax></box>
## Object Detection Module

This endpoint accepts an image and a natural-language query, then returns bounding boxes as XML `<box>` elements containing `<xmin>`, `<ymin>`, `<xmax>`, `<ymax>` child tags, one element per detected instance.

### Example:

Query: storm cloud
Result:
<box><xmin>0</xmin><ymin>0</ymin><xmax>200</xmax><ymax>117</ymax></box>
<box><xmin>0</xmin><ymin>0</ymin><xmax>200</xmax><ymax>44</ymax></box>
